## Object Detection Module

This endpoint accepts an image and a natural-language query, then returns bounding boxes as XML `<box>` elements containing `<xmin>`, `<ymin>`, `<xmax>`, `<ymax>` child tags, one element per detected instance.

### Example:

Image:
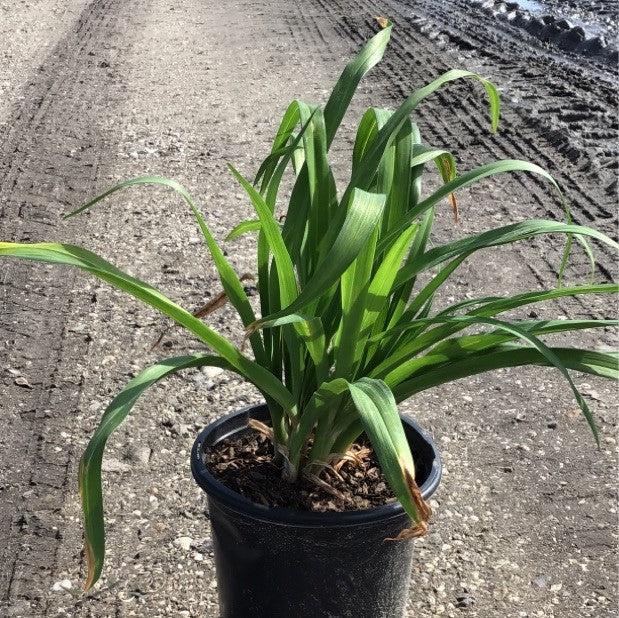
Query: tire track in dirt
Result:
<box><xmin>0</xmin><ymin>1</ymin><xmax>125</xmax><ymax>613</ymax></box>
<box><xmin>400</xmin><ymin>1</ymin><xmax>617</xmax><ymax>210</ymax></box>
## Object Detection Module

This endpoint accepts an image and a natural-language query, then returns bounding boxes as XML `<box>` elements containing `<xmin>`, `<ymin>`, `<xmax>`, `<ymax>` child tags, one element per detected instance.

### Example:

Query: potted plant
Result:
<box><xmin>1</xmin><ymin>20</ymin><xmax>617</xmax><ymax>618</ymax></box>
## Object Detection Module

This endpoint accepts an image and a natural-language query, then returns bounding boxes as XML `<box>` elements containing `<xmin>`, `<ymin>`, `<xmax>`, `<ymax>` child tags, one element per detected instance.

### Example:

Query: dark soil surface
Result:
<box><xmin>542</xmin><ymin>0</ymin><xmax>618</xmax><ymax>36</ymax></box>
<box><xmin>470</xmin><ymin>0</ymin><xmax>617</xmax><ymax>59</ymax></box>
<box><xmin>204</xmin><ymin>430</ymin><xmax>396</xmax><ymax>512</ymax></box>
<box><xmin>1</xmin><ymin>0</ymin><xmax>617</xmax><ymax>617</ymax></box>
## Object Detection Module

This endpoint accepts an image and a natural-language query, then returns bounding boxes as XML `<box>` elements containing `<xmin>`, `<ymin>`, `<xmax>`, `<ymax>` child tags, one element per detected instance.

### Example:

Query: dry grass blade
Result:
<box><xmin>151</xmin><ymin>273</ymin><xmax>254</xmax><ymax>349</ymax></box>
<box><xmin>248</xmin><ymin>418</ymin><xmax>275</xmax><ymax>440</ymax></box>
<box><xmin>303</xmin><ymin>471</ymin><xmax>354</xmax><ymax>504</ymax></box>
<box><xmin>330</xmin><ymin>446</ymin><xmax>372</xmax><ymax>472</ymax></box>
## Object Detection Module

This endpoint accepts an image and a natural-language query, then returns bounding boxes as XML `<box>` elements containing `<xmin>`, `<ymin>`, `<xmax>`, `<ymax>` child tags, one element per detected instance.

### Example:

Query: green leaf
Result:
<box><xmin>355</xmin><ymin>225</ymin><xmax>418</xmax><ymax>364</ymax></box>
<box><xmin>229</xmin><ymin>164</ymin><xmax>298</xmax><ymax>308</ymax></box>
<box><xmin>392</xmin><ymin>345</ymin><xmax>619</xmax><ymax>399</ymax></box>
<box><xmin>253</xmin><ymin>313</ymin><xmax>329</xmax><ymax>385</ymax></box>
<box><xmin>394</xmin><ymin>220</ymin><xmax>618</xmax><ymax>287</ymax></box>
<box><xmin>432</xmin><ymin>319</ymin><xmax>619</xmax><ymax>357</ymax></box>
<box><xmin>65</xmin><ymin>175</ymin><xmax>266</xmax><ymax>364</ymax></box>
<box><xmin>371</xmin><ymin>283</ymin><xmax>619</xmax><ymax>379</ymax></box>
<box><xmin>380</xmin><ymin>315</ymin><xmax>603</xmax><ymax>443</ymax></box>
<box><xmin>0</xmin><ymin>242</ymin><xmax>295</xmax><ymax>414</ymax></box>
<box><xmin>256</xmin><ymin>188</ymin><xmax>386</xmax><ymax>324</ymax></box>
<box><xmin>334</xmin><ymin>225</ymin><xmax>379</xmax><ymax>379</ymax></box>
<box><xmin>349</xmin><ymin>378</ymin><xmax>431</xmax><ymax>535</ymax></box>
<box><xmin>344</xmin><ymin>70</ymin><xmax>500</xmax><ymax>208</ymax></box>
<box><xmin>323</xmin><ymin>21</ymin><xmax>393</xmax><ymax>146</ymax></box>
<box><xmin>383</xmin><ymin>319</ymin><xmax>618</xmax><ymax>386</ymax></box>
<box><xmin>226</xmin><ymin>219</ymin><xmax>261</xmax><ymax>241</ymax></box>
<box><xmin>79</xmin><ymin>354</ymin><xmax>234</xmax><ymax>589</ymax></box>
<box><xmin>378</xmin><ymin>160</ymin><xmax>564</xmax><ymax>254</ymax></box>
<box><xmin>287</xmin><ymin>378</ymin><xmax>350</xmax><ymax>470</ymax></box>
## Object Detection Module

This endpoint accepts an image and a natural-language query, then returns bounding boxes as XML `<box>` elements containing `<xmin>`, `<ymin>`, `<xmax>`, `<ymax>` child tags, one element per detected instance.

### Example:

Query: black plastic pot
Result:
<box><xmin>191</xmin><ymin>404</ymin><xmax>441</xmax><ymax>618</ymax></box>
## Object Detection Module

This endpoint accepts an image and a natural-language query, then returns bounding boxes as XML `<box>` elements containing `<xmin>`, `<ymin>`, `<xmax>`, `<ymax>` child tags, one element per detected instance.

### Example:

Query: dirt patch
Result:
<box><xmin>471</xmin><ymin>0</ymin><xmax>617</xmax><ymax>60</ymax></box>
<box><xmin>204</xmin><ymin>430</ymin><xmax>396</xmax><ymax>512</ymax></box>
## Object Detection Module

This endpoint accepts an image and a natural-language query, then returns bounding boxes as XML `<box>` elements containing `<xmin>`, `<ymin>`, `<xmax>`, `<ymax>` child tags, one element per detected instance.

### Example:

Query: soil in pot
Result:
<box><xmin>203</xmin><ymin>428</ymin><xmax>399</xmax><ymax>512</ymax></box>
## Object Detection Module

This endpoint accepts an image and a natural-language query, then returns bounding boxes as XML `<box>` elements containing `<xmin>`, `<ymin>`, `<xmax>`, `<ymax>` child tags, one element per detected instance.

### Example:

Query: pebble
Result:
<box><xmin>101</xmin><ymin>458</ymin><xmax>131</xmax><ymax>473</ymax></box>
<box><xmin>532</xmin><ymin>575</ymin><xmax>549</xmax><ymax>589</ymax></box>
<box><xmin>129</xmin><ymin>446</ymin><xmax>152</xmax><ymax>465</ymax></box>
<box><xmin>455</xmin><ymin>593</ymin><xmax>473</xmax><ymax>608</ymax></box>
<box><xmin>52</xmin><ymin>579</ymin><xmax>73</xmax><ymax>592</ymax></box>
<box><xmin>203</xmin><ymin>366</ymin><xmax>224</xmax><ymax>379</ymax></box>
<box><xmin>174</xmin><ymin>536</ymin><xmax>193</xmax><ymax>551</ymax></box>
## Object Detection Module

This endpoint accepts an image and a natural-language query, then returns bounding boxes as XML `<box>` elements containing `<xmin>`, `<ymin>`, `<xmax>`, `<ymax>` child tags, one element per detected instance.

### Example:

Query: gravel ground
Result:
<box><xmin>1</xmin><ymin>0</ymin><xmax>617</xmax><ymax>617</ymax></box>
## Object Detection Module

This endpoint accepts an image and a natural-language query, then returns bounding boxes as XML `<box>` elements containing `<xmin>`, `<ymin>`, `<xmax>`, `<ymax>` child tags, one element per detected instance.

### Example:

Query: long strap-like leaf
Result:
<box><xmin>349</xmin><ymin>378</ymin><xmax>431</xmax><ymax>537</ymax></box>
<box><xmin>372</xmin><ymin>283</ymin><xmax>619</xmax><ymax>373</ymax></box>
<box><xmin>378</xmin><ymin>315</ymin><xmax>604</xmax><ymax>442</ymax></box>
<box><xmin>394</xmin><ymin>219</ymin><xmax>618</xmax><ymax>287</ymax></box>
<box><xmin>255</xmin><ymin>188</ymin><xmax>386</xmax><ymax>325</ymax></box>
<box><xmin>79</xmin><ymin>354</ymin><xmax>234</xmax><ymax>590</ymax></box>
<box><xmin>0</xmin><ymin>242</ymin><xmax>295</xmax><ymax>415</ymax></box>
<box><xmin>65</xmin><ymin>175</ymin><xmax>267</xmax><ymax>364</ymax></box>
<box><xmin>341</xmin><ymin>69</ymin><xmax>499</xmax><ymax>214</ymax></box>
<box><xmin>392</xmin><ymin>345</ymin><xmax>619</xmax><ymax>400</ymax></box>
<box><xmin>323</xmin><ymin>21</ymin><xmax>393</xmax><ymax>146</ymax></box>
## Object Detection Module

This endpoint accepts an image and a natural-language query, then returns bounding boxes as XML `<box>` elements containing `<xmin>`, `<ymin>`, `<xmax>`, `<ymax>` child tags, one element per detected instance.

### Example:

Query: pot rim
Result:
<box><xmin>191</xmin><ymin>403</ymin><xmax>442</xmax><ymax>527</ymax></box>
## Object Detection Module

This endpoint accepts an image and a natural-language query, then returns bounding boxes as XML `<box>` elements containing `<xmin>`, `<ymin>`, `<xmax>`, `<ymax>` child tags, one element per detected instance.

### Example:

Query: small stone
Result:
<box><xmin>533</xmin><ymin>575</ymin><xmax>549</xmax><ymax>589</ymax></box>
<box><xmin>14</xmin><ymin>376</ymin><xmax>32</xmax><ymax>388</ymax></box>
<box><xmin>174</xmin><ymin>536</ymin><xmax>193</xmax><ymax>551</ymax></box>
<box><xmin>129</xmin><ymin>446</ymin><xmax>152</xmax><ymax>465</ymax></box>
<box><xmin>198</xmin><ymin>538</ymin><xmax>214</xmax><ymax>552</ymax></box>
<box><xmin>455</xmin><ymin>593</ymin><xmax>473</xmax><ymax>608</ymax></box>
<box><xmin>203</xmin><ymin>366</ymin><xmax>224</xmax><ymax>379</ymax></box>
<box><xmin>101</xmin><ymin>458</ymin><xmax>131</xmax><ymax>473</ymax></box>
<box><xmin>547</xmin><ymin>420</ymin><xmax>558</xmax><ymax>429</ymax></box>
<box><xmin>52</xmin><ymin>579</ymin><xmax>73</xmax><ymax>592</ymax></box>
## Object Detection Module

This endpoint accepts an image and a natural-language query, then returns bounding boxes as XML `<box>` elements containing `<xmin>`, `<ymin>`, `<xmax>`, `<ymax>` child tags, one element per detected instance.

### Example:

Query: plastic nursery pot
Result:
<box><xmin>191</xmin><ymin>404</ymin><xmax>442</xmax><ymax>618</ymax></box>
